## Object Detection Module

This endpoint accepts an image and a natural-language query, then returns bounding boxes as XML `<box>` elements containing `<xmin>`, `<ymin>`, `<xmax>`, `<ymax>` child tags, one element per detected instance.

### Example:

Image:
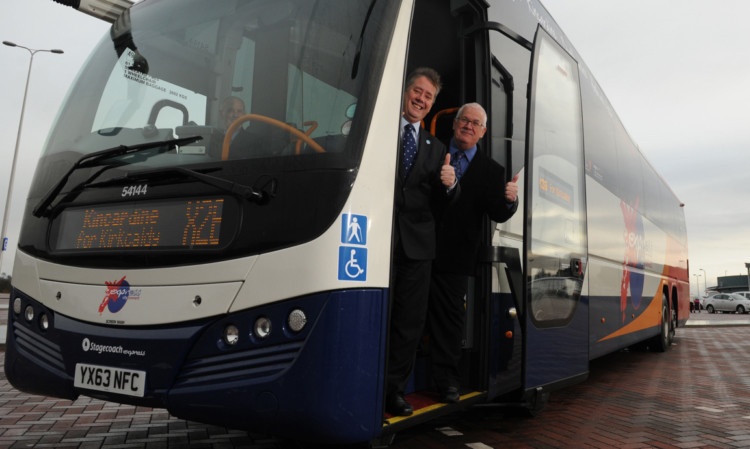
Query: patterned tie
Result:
<box><xmin>452</xmin><ymin>151</ymin><xmax>465</xmax><ymax>180</ymax></box>
<box><xmin>402</xmin><ymin>124</ymin><xmax>417</xmax><ymax>179</ymax></box>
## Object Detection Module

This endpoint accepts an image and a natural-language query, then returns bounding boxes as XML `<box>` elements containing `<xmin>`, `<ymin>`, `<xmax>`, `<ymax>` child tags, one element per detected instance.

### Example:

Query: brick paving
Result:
<box><xmin>3</xmin><ymin>301</ymin><xmax>750</xmax><ymax>448</ymax></box>
<box><xmin>391</xmin><ymin>313</ymin><xmax>750</xmax><ymax>449</ymax></box>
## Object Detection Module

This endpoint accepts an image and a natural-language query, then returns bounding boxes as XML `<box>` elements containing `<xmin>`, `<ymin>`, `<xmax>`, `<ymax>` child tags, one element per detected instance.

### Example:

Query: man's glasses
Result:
<box><xmin>456</xmin><ymin>116</ymin><xmax>485</xmax><ymax>128</ymax></box>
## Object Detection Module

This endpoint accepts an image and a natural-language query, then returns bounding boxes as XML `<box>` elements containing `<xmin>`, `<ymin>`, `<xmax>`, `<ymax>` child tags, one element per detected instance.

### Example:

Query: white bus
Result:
<box><xmin>6</xmin><ymin>0</ymin><xmax>689</xmax><ymax>444</ymax></box>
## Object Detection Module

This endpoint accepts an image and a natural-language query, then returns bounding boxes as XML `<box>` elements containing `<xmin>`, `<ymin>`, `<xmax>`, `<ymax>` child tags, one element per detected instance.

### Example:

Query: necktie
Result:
<box><xmin>452</xmin><ymin>151</ymin><xmax>465</xmax><ymax>180</ymax></box>
<box><xmin>402</xmin><ymin>124</ymin><xmax>417</xmax><ymax>179</ymax></box>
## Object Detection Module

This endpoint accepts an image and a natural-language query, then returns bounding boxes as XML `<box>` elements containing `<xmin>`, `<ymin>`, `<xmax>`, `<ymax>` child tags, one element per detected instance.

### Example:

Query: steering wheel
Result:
<box><xmin>222</xmin><ymin>114</ymin><xmax>324</xmax><ymax>160</ymax></box>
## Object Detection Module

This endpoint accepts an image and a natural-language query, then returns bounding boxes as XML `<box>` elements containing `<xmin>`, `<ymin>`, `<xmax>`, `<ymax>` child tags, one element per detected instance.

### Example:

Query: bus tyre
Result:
<box><xmin>652</xmin><ymin>300</ymin><xmax>671</xmax><ymax>353</ymax></box>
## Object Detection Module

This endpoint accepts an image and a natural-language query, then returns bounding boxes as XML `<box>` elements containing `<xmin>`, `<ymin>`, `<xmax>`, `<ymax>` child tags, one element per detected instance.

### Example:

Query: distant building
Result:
<box><xmin>704</xmin><ymin>265</ymin><xmax>750</xmax><ymax>295</ymax></box>
<box><xmin>715</xmin><ymin>274</ymin><xmax>749</xmax><ymax>293</ymax></box>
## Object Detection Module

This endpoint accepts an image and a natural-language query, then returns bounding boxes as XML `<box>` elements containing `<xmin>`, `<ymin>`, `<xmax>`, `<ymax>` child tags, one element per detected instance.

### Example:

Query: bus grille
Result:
<box><xmin>12</xmin><ymin>322</ymin><xmax>67</xmax><ymax>374</ymax></box>
<box><xmin>174</xmin><ymin>340</ymin><xmax>304</xmax><ymax>387</ymax></box>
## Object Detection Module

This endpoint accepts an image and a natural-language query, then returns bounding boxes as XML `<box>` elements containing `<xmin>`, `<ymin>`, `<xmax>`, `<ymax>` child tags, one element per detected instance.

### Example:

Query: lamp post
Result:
<box><xmin>0</xmin><ymin>41</ymin><xmax>64</xmax><ymax>273</ymax></box>
<box><xmin>699</xmin><ymin>268</ymin><xmax>707</xmax><ymax>294</ymax></box>
<box><xmin>693</xmin><ymin>273</ymin><xmax>703</xmax><ymax>296</ymax></box>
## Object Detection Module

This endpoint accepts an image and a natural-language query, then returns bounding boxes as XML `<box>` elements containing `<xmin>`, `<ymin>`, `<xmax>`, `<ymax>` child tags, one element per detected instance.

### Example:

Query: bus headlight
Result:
<box><xmin>287</xmin><ymin>309</ymin><xmax>307</xmax><ymax>333</ymax></box>
<box><xmin>254</xmin><ymin>317</ymin><xmax>272</xmax><ymax>339</ymax></box>
<box><xmin>24</xmin><ymin>305</ymin><xmax>35</xmax><ymax>322</ymax></box>
<box><xmin>13</xmin><ymin>297</ymin><xmax>22</xmax><ymax>314</ymax></box>
<box><xmin>40</xmin><ymin>313</ymin><xmax>50</xmax><ymax>331</ymax></box>
<box><xmin>223</xmin><ymin>324</ymin><xmax>239</xmax><ymax>346</ymax></box>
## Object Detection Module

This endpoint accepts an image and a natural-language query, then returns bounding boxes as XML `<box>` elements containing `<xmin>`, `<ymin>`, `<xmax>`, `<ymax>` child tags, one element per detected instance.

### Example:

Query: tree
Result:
<box><xmin>0</xmin><ymin>273</ymin><xmax>11</xmax><ymax>293</ymax></box>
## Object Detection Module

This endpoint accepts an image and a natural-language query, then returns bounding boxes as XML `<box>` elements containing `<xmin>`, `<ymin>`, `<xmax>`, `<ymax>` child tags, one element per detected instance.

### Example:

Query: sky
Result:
<box><xmin>0</xmin><ymin>0</ymin><xmax>748</xmax><ymax>296</ymax></box>
<box><xmin>541</xmin><ymin>0</ymin><xmax>750</xmax><ymax>295</ymax></box>
<box><xmin>0</xmin><ymin>0</ymin><xmax>110</xmax><ymax>276</ymax></box>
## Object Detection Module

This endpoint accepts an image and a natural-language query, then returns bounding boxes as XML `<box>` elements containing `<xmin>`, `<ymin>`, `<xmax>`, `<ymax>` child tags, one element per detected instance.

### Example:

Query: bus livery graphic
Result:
<box><xmin>99</xmin><ymin>276</ymin><xmax>136</xmax><ymax>315</ymax></box>
<box><xmin>620</xmin><ymin>198</ymin><xmax>646</xmax><ymax>322</ymax></box>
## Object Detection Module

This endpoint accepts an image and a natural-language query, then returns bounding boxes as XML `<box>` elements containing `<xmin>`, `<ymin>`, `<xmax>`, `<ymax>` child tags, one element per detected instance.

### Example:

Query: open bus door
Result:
<box><xmin>522</xmin><ymin>26</ymin><xmax>589</xmax><ymax>412</ymax></box>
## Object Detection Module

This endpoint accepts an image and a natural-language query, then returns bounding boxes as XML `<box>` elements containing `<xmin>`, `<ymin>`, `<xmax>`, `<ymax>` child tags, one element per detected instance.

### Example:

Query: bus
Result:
<box><xmin>5</xmin><ymin>0</ymin><xmax>689</xmax><ymax>444</ymax></box>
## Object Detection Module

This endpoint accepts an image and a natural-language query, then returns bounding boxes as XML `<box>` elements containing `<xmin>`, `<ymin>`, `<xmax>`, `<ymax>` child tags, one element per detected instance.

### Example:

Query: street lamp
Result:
<box><xmin>0</xmin><ymin>41</ymin><xmax>64</xmax><ymax>273</ymax></box>
<box><xmin>693</xmin><ymin>273</ymin><xmax>703</xmax><ymax>296</ymax></box>
<box><xmin>699</xmin><ymin>268</ymin><xmax>707</xmax><ymax>294</ymax></box>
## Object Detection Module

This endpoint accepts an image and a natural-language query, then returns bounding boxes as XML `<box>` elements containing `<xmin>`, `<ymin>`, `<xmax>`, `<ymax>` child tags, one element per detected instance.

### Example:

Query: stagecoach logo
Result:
<box><xmin>620</xmin><ymin>199</ymin><xmax>645</xmax><ymax>322</ymax></box>
<box><xmin>81</xmin><ymin>337</ymin><xmax>146</xmax><ymax>357</ymax></box>
<box><xmin>99</xmin><ymin>276</ymin><xmax>141</xmax><ymax>315</ymax></box>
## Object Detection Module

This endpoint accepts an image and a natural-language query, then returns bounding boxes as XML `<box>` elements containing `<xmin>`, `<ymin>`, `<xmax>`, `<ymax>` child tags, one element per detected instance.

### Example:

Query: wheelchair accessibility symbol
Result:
<box><xmin>338</xmin><ymin>246</ymin><xmax>367</xmax><ymax>281</ymax></box>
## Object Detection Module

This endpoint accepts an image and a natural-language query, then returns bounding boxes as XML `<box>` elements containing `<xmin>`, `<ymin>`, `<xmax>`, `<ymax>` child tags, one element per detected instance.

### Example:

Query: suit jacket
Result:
<box><xmin>433</xmin><ymin>147</ymin><xmax>518</xmax><ymax>275</ymax></box>
<box><xmin>394</xmin><ymin>128</ymin><xmax>451</xmax><ymax>261</ymax></box>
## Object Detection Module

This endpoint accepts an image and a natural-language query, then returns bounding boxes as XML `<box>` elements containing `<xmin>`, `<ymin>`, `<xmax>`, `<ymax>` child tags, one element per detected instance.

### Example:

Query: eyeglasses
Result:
<box><xmin>456</xmin><ymin>116</ymin><xmax>485</xmax><ymax>128</ymax></box>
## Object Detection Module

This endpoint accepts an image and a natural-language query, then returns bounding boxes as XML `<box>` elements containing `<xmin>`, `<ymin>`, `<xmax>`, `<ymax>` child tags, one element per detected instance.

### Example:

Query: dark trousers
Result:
<box><xmin>427</xmin><ymin>272</ymin><xmax>468</xmax><ymax>391</ymax></box>
<box><xmin>386</xmin><ymin>254</ymin><xmax>431</xmax><ymax>396</ymax></box>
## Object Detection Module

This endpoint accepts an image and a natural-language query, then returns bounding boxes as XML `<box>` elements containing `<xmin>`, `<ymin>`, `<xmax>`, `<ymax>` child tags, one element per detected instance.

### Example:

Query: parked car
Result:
<box><xmin>703</xmin><ymin>293</ymin><xmax>750</xmax><ymax>314</ymax></box>
<box><xmin>734</xmin><ymin>291</ymin><xmax>750</xmax><ymax>300</ymax></box>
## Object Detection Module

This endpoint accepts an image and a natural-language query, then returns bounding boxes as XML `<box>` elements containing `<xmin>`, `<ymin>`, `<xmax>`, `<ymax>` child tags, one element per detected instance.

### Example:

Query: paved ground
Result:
<box><xmin>3</xmin><ymin>301</ymin><xmax>750</xmax><ymax>448</ymax></box>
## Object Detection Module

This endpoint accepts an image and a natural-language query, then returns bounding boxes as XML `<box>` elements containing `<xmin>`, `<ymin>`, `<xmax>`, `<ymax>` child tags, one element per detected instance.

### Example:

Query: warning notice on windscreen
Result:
<box><xmin>121</xmin><ymin>49</ymin><xmax>189</xmax><ymax>100</ymax></box>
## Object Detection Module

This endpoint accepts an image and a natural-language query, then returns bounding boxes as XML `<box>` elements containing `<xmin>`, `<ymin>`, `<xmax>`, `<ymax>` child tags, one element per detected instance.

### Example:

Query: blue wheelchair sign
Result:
<box><xmin>338</xmin><ymin>246</ymin><xmax>367</xmax><ymax>281</ymax></box>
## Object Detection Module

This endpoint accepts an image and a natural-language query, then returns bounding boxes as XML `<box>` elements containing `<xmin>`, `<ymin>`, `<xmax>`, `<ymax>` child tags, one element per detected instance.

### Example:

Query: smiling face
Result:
<box><xmin>221</xmin><ymin>97</ymin><xmax>246</xmax><ymax>130</ymax></box>
<box><xmin>452</xmin><ymin>104</ymin><xmax>487</xmax><ymax>150</ymax></box>
<box><xmin>402</xmin><ymin>75</ymin><xmax>437</xmax><ymax>124</ymax></box>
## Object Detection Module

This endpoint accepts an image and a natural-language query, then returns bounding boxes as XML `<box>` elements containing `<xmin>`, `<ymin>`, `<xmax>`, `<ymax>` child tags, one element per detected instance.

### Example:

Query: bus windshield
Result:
<box><xmin>23</xmin><ymin>0</ymin><xmax>394</xmax><ymax>264</ymax></box>
<box><xmin>42</xmin><ymin>0</ymin><xmax>381</xmax><ymax>162</ymax></box>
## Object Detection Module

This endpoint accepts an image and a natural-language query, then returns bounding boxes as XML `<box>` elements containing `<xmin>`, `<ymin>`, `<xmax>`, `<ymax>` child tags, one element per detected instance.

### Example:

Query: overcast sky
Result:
<box><xmin>542</xmin><ymin>0</ymin><xmax>750</xmax><ymax>294</ymax></box>
<box><xmin>0</xmin><ymin>0</ymin><xmax>109</xmax><ymax>276</ymax></box>
<box><xmin>1</xmin><ymin>0</ymin><xmax>748</xmax><ymax>295</ymax></box>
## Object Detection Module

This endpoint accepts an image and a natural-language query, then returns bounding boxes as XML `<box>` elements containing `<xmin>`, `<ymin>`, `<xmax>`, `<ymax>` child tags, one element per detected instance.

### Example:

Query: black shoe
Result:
<box><xmin>386</xmin><ymin>393</ymin><xmax>413</xmax><ymax>416</ymax></box>
<box><xmin>439</xmin><ymin>386</ymin><xmax>460</xmax><ymax>403</ymax></box>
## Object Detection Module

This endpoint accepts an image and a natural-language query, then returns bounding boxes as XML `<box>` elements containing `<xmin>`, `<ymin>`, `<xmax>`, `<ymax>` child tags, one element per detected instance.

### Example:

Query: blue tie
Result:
<box><xmin>452</xmin><ymin>151</ymin><xmax>465</xmax><ymax>180</ymax></box>
<box><xmin>402</xmin><ymin>124</ymin><xmax>417</xmax><ymax>178</ymax></box>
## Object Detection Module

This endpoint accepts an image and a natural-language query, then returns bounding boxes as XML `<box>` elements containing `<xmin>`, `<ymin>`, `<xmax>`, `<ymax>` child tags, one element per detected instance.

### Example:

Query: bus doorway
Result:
<box><xmin>392</xmin><ymin>0</ymin><xmax>494</xmax><ymax>410</ymax></box>
<box><xmin>395</xmin><ymin>0</ymin><xmax>522</xmax><ymax>412</ymax></box>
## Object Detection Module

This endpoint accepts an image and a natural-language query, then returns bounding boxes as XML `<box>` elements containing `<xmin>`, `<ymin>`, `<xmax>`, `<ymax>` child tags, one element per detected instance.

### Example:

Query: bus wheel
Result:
<box><xmin>651</xmin><ymin>300</ymin><xmax>670</xmax><ymax>353</ymax></box>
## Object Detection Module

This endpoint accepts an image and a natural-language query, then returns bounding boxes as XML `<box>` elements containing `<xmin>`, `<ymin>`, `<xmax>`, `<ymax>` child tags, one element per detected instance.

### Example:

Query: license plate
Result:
<box><xmin>74</xmin><ymin>363</ymin><xmax>147</xmax><ymax>397</ymax></box>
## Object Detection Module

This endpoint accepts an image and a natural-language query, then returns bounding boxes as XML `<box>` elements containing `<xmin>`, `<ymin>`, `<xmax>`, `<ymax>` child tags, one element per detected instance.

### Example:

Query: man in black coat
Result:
<box><xmin>386</xmin><ymin>68</ymin><xmax>457</xmax><ymax>417</ymax></box>
<box><xmin>428</xmin><ymin>102</ymin><xmax>519</xmax><ymax>403</ymax></box>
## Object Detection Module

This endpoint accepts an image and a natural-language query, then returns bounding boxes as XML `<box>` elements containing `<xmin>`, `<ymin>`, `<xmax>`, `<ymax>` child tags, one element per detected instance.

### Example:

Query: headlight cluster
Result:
<box><xmin>222</xmin><ymin>308</ymin><xmax>307</xmax><ymax>347</ymax></box>
<box><xmin>14</xmin><ymin>296</ymin><xmax>51</xmax><ymax>332</ymax></box>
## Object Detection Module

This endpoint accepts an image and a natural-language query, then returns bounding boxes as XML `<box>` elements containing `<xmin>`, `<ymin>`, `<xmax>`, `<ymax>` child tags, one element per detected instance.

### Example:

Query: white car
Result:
<box><xmin>703</xmin><ymin>293</ymin><xmax>750</xmax><ymax>314</ymax></box>
<box><xmin>734</xmin><ymin>291</ymin><xmax>750</xmax><ymax>300</ymax></box>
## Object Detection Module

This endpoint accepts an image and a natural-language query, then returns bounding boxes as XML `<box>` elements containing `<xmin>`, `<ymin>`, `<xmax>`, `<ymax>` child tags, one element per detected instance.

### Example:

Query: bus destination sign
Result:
<box><xmin>54</xmin><ymin>198</ymin><xmax>225</xmax><ymax>251</ymax></box>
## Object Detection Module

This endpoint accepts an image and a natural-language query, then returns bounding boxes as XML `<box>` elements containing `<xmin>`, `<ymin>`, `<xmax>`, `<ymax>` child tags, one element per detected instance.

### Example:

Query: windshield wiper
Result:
<box><xmin>33</xmin><ymin>136</ymin><xmax>202</xmax><ymax>217</ymax></box>
<box><xmin>125</xmin><ymin>166</ymin><xmax>273</xmax><ymax>203</ymax></box>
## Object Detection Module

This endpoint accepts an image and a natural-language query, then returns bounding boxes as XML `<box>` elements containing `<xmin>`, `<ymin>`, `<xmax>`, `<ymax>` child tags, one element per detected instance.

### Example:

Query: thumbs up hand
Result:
<box><xmin>441</xmin><ymin>153</ymin><xmax>456</xmax><ymax>187</ymax></box>
<box><xmin>505</xmin><ymin>173</ymin><xmax>519</xmax><ymax>202</ymax></box>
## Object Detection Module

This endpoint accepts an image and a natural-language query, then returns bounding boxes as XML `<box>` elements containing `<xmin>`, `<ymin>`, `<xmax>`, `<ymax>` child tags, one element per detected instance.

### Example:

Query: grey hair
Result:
<box><xmin>405</xmin><ymin>67</ymin><xmax>442</xmax><ymax>97</ymax></box>
<box><xmin>456</xmin><ymin>102</ymin><xmax>487</xmax><ymax>126</ymax></box>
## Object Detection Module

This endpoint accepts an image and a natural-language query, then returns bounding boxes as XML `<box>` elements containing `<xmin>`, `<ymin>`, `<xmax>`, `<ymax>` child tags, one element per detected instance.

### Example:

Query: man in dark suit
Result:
<box><xmin>386</xmin><ymin>68</ymin><xmax>456</xmax><ymax>417</ymax></box>
<box><xmin>428</xmin><ymin>102</ymin><xmax>519</xmax><ymax>403</ymax></box>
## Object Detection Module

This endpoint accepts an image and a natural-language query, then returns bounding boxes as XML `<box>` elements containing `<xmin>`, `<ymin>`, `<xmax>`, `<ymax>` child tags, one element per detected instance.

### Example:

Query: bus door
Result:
<box><xmin>523</xmin><ymin>26</ymin><xmax>589</xmax><ymax>405</ymax></box>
